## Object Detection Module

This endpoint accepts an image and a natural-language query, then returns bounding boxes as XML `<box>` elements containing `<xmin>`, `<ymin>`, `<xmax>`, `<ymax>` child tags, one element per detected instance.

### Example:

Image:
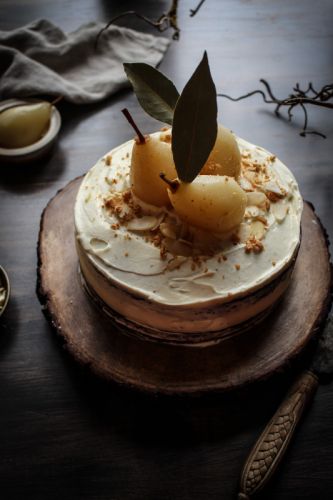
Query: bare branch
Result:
<box><xmin>95</xmin><ymin>0</ymin><xmax>181</xmax><ymax>47</ymax></box>
<box><xmin>190</xmin><ymin>0</ymin><xmax>207</xmax><ymax>17</ymax></box>
<box><xmin>218</xmin><ymin>81</ymin><xmax>333</xmax><ymax>137</ymax></box>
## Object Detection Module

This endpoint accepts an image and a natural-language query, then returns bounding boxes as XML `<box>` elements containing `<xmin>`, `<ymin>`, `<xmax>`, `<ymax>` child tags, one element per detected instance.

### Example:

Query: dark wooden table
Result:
<box><xmin>1</xmin><ymin>1</ymin><xmax>332</xmax><ymax>499</ymax></box>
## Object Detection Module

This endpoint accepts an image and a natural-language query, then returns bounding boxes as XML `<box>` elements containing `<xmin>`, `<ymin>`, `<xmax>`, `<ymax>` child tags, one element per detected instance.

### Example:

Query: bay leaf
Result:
<box><xmin>171</xmin><ymin>52</ymin><xmax>217</xmax><ymax>183</ymax></box>
<box><xmin>124</xmin><ymin>63</ymin><xmax>179</xmax><ymax>125</ymax></box>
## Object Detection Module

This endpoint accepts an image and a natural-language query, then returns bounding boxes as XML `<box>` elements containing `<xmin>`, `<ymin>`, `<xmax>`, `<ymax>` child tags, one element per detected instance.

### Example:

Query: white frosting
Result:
<box><xmin>74</xmin><ymin>133</ymin><xmax>302</xmax><ymax>309</ymax></box>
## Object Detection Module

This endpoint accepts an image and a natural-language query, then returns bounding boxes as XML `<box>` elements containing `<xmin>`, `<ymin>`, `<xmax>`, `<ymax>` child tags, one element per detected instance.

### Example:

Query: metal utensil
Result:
<box><xmin>238</xmin><ymin>312</ymin><xmax>333</xmax><ymax>499</ymax></box>
<box><xmin>0</xmin><ymin>265</ymin><xmax>10</xmax><ymax>317</ymax></box>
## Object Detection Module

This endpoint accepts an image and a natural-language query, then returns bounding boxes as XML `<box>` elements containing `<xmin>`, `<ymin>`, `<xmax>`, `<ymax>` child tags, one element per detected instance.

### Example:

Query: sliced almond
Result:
<box><xmin>250</xmin><ymin>220</ymin><xmax>266</xmax><ymax>240</ymax></box>
<box><xmin>271</xmin><ymin>203</ymin><xmax>288</xmax><ymax>223</ymax></box>
<box><xmin>237</xmin><ymin>223</ymin><xmax>251</xmax><ymax>243</ymax></box>
<box><xmin>263</xmin><ymin>180</ymin><xmax>284</xmax><ymax>195</ymax></box>
<box><xmin>167</xmin><ymin>256</ymin><xmax>188</xmax><ymax>270</ymax></box>
<box><xmin>243</xmin><ymin>170</ymin><xmax>256</xmax><ymax>185</ymax></box>
<box><xmin>127</xmin><ymin>214</ymin><xmax>163</xmax><ymax>231</ymax></box>
<box><xmin>245</xmin><ymin>206</ymin><xmax>260</xmax><ymax>218</ymax></box>
<box><xmin>163</xmin><ymin>237</ymin><xmax>193</xmax><ymax>257</ymax></box>
<box><xmin>160</xmin><ymin>221</ymin><xmax>178</xmax><ymax>240</ymax></box>
<box><xmin>246</xmin><ymin>191</ymin><xmax>267</xmax><ymax>207</ymax></box>
<box><xmin>239</xmin><ymin>176</ymin><xmax>254</xmax><ymax>192</ymax></box>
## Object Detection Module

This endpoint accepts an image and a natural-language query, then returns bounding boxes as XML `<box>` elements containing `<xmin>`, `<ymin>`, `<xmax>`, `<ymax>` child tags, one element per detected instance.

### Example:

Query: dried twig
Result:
<box><xmin>95</xmin><ymin>0</ymin><xmax>180</xmax><ymax>47</ymax></box>
<box><xmin>218</xmin><ymin>80</ymin><xmax>333</xmax><ymax>138</ymax></box>
<box><xmin>190</xmin><ymin>0</ymin><xmax>207</xmax><ymax>17</ymax></box>
<box><xmin>95</xmin><ymin>0</ymin><xmax>207</xmax><ymax>48</ymax></box>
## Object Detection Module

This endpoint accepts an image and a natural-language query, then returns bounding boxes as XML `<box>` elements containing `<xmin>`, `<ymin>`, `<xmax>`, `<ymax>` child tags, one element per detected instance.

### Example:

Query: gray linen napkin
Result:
<box><xmin>0</xmin><ymin>19</ymin><xmax>170</xmax><ymax>104</ymax></box>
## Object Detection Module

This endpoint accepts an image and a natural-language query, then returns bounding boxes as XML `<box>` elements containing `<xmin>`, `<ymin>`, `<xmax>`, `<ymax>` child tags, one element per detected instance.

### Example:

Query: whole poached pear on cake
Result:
<box><xmin>74</xmin><ymin>52</ymin><xmax>303</xmax><ymax>345</ymax></box>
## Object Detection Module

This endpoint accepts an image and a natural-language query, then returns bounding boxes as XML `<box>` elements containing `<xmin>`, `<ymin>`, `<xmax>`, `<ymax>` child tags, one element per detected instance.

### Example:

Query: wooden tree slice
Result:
<box><xmin>37</xmin><ymin>177</ymin><xmax>332</xmax><ymax>394</ymax></box>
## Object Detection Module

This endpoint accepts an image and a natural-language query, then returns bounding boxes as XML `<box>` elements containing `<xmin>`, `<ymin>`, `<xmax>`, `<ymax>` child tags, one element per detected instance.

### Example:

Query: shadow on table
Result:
<box><xmin>0</xmin><ymin>143</ymin><xmax>67</xmax><ymax>193</ymax></box>
<box><xmin>47</xmin><ymin>316</ymin><xmax>313</xmax><ymax>448</ymax></box>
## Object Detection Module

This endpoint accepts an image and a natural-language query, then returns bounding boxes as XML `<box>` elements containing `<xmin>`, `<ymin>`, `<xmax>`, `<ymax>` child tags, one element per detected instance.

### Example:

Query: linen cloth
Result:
<box><xmin>0</xmin><ymin>19</ymin><xmax>170</xmax><ymax>104</ymax></box>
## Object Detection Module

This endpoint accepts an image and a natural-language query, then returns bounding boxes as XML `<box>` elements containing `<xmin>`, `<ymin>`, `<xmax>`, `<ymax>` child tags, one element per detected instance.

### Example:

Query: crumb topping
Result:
<box><xmin>105</xmin><ymin>155</ymin><xmax>112</xmax><ymax>166</ymax></box>
<box><xmin>245</xmin><ymin>236</ymin><xmax>264</xmax><ymax>254</ymax></box>
<box><xmin>104</xmin><ymin>189</ymin><xmax>143</xmax><ymax>223</ymax></box>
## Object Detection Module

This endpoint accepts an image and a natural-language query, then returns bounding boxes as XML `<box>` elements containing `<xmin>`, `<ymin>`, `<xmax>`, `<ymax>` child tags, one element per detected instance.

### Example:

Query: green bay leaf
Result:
<box><xmin>124</xmin><ymin>63</ymin><xmax>179</xmax><ymax>125</ymax></box>
<box><xmin>171</xmin><ymin>52</ymin><xmax>217</xmax><ymax>183</ymax></box>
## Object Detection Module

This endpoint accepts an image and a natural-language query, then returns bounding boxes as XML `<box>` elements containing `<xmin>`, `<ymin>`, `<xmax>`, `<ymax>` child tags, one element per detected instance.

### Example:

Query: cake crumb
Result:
<box><xmin>160</xmin><ymin>133</ymin><xmax>171</xmax><ymax>143</ymax></box>
<box><xmin>104</xmin><ymin>189</ymin><xmax>143</xmax><ymax>223</ymax></box>
<box><xmin>222</xmin><ymin>255</ymin><xmax>228</xmax><ymax>261</ymax></box>
<box><xmin>235</xmin><ymin>264</ymin><xmax>240</xmax><ymax>270</ymax></box>
<box><xmin>272</xmin><ymin>260</ymin><xmax>276</xmax><ymax>266</ymax></box>
<box><xmin>266</xmin><ymin>191</ymin><xmax>284</xmax><ymax>203</ymax></box>
<box><xmin>245</xmin><ymin>236</ymin><xmax>264</xmax><ymax>254</ymax></box>
<box><xmin>124</xmin><ymin>252</ymin><xmax>129</xmax><ymax>257</ymax></box>
<box><xmin>105</xmin><ymin>155</ymin><xmax>112</xmax><ymax>165</ymax></box>
<box><xmin>152</xmin><ymin>234</ymin><xmax>162</xmax><ymax>247</ymax></box>
<box><xmin>122</xmin><ymin>190</ymin><xmax>132</xmax><ymax>203</ymax></box>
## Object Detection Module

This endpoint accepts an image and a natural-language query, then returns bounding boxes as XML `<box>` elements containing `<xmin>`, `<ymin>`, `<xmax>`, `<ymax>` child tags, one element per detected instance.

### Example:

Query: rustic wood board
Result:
<box><xmin>37</xmin><ymin>177</ymin><xmax>332</xmax><ymax>395</ymax></box>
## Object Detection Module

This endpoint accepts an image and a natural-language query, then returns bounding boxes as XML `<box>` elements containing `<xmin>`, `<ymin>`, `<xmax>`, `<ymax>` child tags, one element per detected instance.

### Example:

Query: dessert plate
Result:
<box><xmin>37</xmin><ymin>177</ymin><xmax>332</xmax><ymax>394</ymax></box>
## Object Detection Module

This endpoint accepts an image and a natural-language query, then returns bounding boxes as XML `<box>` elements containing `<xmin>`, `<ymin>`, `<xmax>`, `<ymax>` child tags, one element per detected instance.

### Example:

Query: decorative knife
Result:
<box><xmin>238</xmin><ymin>313</ymin><xmax>333</xmax><ymax>500</ymax></box>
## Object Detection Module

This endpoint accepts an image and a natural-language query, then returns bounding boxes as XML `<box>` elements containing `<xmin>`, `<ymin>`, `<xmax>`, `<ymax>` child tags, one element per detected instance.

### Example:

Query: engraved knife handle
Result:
<box><xmin>238</xmin><ymin>371</ymin><xmax>319</xmax><ymax>499</ymax></box>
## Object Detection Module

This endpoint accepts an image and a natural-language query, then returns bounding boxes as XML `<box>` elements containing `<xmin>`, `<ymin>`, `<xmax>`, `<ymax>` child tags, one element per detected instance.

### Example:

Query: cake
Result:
<box><xmin>74</xmin><ymin>128</ymin><xmax>302</xmax><ymax>345</ymax></box>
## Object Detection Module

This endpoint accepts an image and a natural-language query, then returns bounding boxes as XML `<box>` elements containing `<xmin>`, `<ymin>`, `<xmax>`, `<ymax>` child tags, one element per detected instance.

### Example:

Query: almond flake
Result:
<box><xmin>237</xmin><ymin>223</ymin><xmax>251</xmax><ymax>243</ymax></box>
<box><xmin>271</xmin><ymin>203</ymin><xmax>288</xmax><ymax>223</ymax></box>
<box><xmin>167</xmin><ymin>256</ymin><xmax>188</xmax><ymax>270</ymax></box>
<box><xmin>239</xmin><ymin>176</ymin><xmax>254</xmax><ymax>191</ymax></box>
<box><xmin>127</xmin><ymin>214</ymin><xmax>163</xmax><ymax>231</ymax></box>
<box><xmin>246</xmin><ymin>191</ymin><xmax>267</xmax><ymax>207</ymax></box>
<box><xmin>160</xmin><ymin>222</ymin><xmax>178</xmax><ymax>240</ymax></box>
<box><xmin>163</xmin><ymin>238</ymin><xmax>192</xmax><ymax>257</ymax></box>
<box><xmin>250</xmin><ymin>220</ymin><xmax>266</xmax><ymax>240</ymax></box>
<box><xmin>245</xmin><ymin>206</ymin><xmax>260</xmax><ymax>218</ymax></box>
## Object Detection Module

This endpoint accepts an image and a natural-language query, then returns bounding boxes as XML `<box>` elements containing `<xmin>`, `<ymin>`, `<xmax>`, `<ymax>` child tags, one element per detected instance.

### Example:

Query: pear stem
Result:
<box><xmin>121</xmin><ymin>108</ymin><xmax>146</xmax><ymax>144</ymax></box>
<box><xmin>160</xmin><ymin>173</ymin><xmax>180</xmax><ymax>192</ymax></box>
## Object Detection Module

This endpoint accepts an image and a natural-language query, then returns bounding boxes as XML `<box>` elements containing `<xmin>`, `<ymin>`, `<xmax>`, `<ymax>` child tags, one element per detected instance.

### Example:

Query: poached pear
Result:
<box><xmin>167</xmin><ymin>175</ymin><xmax>247</xmax><ymax>233</ymax></box>
<box><xmin>0</xmin><ymin>102</ymin><xmax>52</xmax><ymax>149</ymax></box>
<box><xmin>201</xmin><ymin>124</ymin><xmax>241</xmax><ymax>178</ymax></box>
<box><xmin>131</xmin><ymin>135</ymin><xmax>177</xmax><ymax>207</ymax></box>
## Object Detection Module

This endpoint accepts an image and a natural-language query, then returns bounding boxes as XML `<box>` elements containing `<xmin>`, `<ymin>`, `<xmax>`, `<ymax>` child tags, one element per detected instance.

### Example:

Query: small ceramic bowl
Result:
<box><xmin>0</xmin><ymin>265</ymin><xmax>10</xmax><ymax>317</ymax></box>
<box><xmin>0</xmin><ymin>98</ymin><xmax>61</xmax><ymax>164</ymax></box>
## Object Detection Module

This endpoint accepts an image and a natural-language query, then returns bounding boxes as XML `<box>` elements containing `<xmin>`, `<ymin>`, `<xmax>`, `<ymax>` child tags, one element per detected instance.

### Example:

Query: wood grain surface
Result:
<box><xmin>37</xmin><ymin>182</ymin><xmax>331</xmax><ymax>394</ymax></box>
<box><xmin>1</xmin><ymin>1</ymin><xmax>333</xmax><ymax>499</ymax></box>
